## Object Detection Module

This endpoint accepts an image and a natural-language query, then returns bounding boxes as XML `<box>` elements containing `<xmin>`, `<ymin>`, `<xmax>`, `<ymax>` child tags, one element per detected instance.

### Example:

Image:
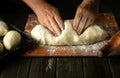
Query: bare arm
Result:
<box><xmin>23</xmin><ymin>0</ymin><xmax>45</xmax><ymax>12</ymax></box>
<box><xmin>23</xmin><ymin>0</ymin><xmax>64</xmax><ymax>36</ymax></box>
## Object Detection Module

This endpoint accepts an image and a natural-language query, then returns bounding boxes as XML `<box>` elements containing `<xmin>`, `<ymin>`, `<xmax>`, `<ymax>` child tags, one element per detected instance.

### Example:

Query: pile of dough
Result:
<box><xmin>31</xmin><ymin>20</ymin><xmax>108</xmax><ymax>45</ymax></box>
<box><xmin>3</xmin><ymin>30</ymin><xmax>21</xmax><ymax>50</ymax></box>
<box><xmin>0</xmin><ymin>20</ymin><xmax>9</xmax><ymax>37</ymax></box>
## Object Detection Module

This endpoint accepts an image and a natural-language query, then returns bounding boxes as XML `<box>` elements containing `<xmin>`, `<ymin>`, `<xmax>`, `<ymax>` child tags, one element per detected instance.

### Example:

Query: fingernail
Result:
<box><xmin>74</xmin><ymin>27</ymin><xmax>77</xmax><ymax>30</ymax></box>
<box><xmin>73</xmin><ymin>25</ymin><xmax>77</xmax><ymax>30</ymax></box>
<box><xmin>61</xmin><ymin>27</ymin><xmax>64</xmax><ymax>31</ymax></box>
<box><xmin>77</xmin><ymin>30</ymin><xmax>81</xmax><ymax>35</ymax></box>
<box><xmin>60</xmin><ymin>25</ymin><xmax>64</xmax><ymax>31</ymax></box>
<box><xmin>60</xmin><ymin>27</ymin><xmax>64</xmax><ymax>31</ymax></box>
<box><xmin>57</xmin><ymin>32</ymin><xmax>61</xmax><ymax>36</ymax></box>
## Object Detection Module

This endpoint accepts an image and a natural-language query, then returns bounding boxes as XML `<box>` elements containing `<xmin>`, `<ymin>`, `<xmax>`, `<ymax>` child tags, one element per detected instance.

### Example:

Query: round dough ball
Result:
<box><xmin>3</xmin><ymin>30</ymin><xmax>21</xmax><ymax>50</ymax></box>
<box><xmin>0</xmin><ymin>20</ymin><xmax>9</xmax><ymax>37</ymax></box>
<box><xmin>31</xmin><ymin>20</ymin><xmax>108</xmax><ymax>45</ymax></box>
<box><xmin>0</xmin><ymin>42</ymin><xmax>3</xmax><ymax>53</ymax></box>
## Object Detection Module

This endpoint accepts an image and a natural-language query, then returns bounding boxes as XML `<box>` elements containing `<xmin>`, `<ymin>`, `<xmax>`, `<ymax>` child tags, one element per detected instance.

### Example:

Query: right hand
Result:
<box><xmin>34</xmin><ymin>1</ymin><xmax>64</xmax><ymax>36</ymax></box>
<box><xmin>73</xmin><ymin>0</ymin><xmax>99</xmax><ymax>35</ymax></box>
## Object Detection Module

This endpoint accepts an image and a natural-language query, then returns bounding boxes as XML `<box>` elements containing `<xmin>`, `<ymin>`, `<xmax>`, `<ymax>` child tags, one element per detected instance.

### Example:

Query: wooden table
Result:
<box><xmin>0</xmin><ymin>57</ymin><xmax>120</xmax><ymax>78</ymax></box>
<box><xmin>0</xmin><ymin>1</ymin><xmax>120</xmax><ymax>78</ymax></box>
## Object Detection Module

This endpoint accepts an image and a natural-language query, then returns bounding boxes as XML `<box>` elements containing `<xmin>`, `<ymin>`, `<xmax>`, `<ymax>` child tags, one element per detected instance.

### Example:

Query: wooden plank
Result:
<box><xmin>15</xmin><ymin>58</ymin><xmax>31</xmax><ymax>78</ymax></box>
<box><xmin>23</xmin><ymin>13</ymin><xmax>119</xmax><ymax>57</ymax></box>
<box><xmin>0</xmin><ymin>58</ymin><xmax>31</xmax><ymax>78</ymax></box>
<box><xmin>108</xmin><ymin>58</ymin><xmax>120</xmax><ymax>78</ymax></box>
<box><xmin>56</xmin><ymin>58</ymin><xmax>83</xmax><ymax>78</ymax></box>
<box><xmin>0</xmin><ymin>58</ymin><xmax>19</xmax><ymax>78</ymax></box>
<box><xmin>0</xmin><ymin>62</ymin><xmax>19</xmax><ymax>78</ymax></box>
<box><xmin>28</xmin><ymin>58</ymin><xmax>56</xmax><ymax>78</ymax></box>
<box><xmin>83</xmin><ymin>58</ymin><xmax>112</xmax><ymax>78</ymax></box>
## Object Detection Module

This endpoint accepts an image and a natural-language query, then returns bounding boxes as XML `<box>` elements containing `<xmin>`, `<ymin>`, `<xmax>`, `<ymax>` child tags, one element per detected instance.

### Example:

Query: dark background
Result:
<box><xmin>0</xmin><ymin>0</ymin><xmax>120</xmax><ymax>30</ymax></box>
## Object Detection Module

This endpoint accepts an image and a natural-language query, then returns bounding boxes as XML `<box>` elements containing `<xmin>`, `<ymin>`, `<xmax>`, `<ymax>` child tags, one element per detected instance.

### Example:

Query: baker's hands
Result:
<box><xmin>35</xmin><ymin>2</ymin><xmax>64</xmax><ymax>36</ymax></box>
<box><xmin>23</xmin><ymin>0</ymin><xmax>64</xmax><ymax>36</ymax></box>
<box><xmin>23</xmin><ymin>0</ymin><xmax>99</xmax><ymax>36</ymax></box>
<box><xmin>73</xmin><ymin>0</ymin><xmax>99</xmax><ymax>35</ymax></box>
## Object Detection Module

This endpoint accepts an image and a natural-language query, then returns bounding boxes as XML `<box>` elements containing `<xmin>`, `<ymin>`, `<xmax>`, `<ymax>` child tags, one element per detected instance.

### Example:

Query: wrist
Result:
<box><xmin>23</xmin><ymin>0</ymin><xmax>46</xmax><ymax>12</ymax></box>
<box><xmin>81</xmin><ymin>0</ymin><xmax>99</xmax><ymax>13</ymax></box>
<box><xmin>83</xmin><ymin>0</ymin><xmax>99</xmax><ymax>4</ymax></box>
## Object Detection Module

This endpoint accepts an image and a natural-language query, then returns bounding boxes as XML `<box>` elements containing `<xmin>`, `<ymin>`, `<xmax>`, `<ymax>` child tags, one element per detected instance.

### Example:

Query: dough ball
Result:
<box><xmin>0</xmin><ymin>42</ymin><xmax>3</xmax><ymax>53</ymax></box>
<box><xmin>3</xmin><ymin>30</ymin><xmax>21</xmax><ymax>50</ymax></box>
<box><xmin>0</xmin><ymin>20</ymin><xmax>9</xmax><ymax>37</ymax></box>
<box><xmin>31</xmin><ymin>20</ymin><xmax>108</xmax><ymax>45</ymax></box>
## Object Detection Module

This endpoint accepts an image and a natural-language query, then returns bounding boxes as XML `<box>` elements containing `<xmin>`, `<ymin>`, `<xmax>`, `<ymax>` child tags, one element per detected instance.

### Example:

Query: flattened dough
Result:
<box><xmin>31</xmin><ymin>20</ymin><xmax>108</xmax><ymax>45</ymax></box>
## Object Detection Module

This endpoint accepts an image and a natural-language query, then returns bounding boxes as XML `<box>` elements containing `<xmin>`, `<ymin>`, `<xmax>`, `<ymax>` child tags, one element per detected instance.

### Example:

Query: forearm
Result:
<box><xmin>22</xmin><ymin>0</ymin><xmax>46</xmax><ymax>12</ymax></box>
<box><xmin>82</xmin><ymin>0</ymin><xmax>100</xmax><ymax>12</ymax></box>
<box><xmin>83</xmin><ymin>0</ymin><xmax>100</xmax><ymax>3</ymax></box>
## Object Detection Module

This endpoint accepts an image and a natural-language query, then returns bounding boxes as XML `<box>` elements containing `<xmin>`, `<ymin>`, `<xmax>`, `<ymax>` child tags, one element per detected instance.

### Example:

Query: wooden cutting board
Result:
<box><xmin>23</xmin><ymin>13</ymin><xmax>119</xmax><ymax>57</ymax></box>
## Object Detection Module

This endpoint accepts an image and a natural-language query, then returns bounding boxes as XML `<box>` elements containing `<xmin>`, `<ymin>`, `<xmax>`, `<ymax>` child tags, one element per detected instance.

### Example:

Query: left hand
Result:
<box><xmin>73</xmin><ymin>0</ymin><xmax>99</xmax><ymax>35</ymax></box>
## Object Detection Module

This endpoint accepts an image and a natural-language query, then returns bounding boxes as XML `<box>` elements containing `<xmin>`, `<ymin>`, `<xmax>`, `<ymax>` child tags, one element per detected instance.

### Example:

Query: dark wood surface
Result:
<box><xmin>0</xmin><ymin>57</ymin><xmax>120</xmax><ymax>78</ymax></box>
<box><xmin>0</xmin><ymin>0</ymin><xmax>120</xmax><ymax>78</ymax></box>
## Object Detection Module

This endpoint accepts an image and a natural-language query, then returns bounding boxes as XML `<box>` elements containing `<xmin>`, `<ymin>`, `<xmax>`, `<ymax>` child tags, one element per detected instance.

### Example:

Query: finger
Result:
<box><xmin>73</xmin><ymin>13</ymin><xmax>82</xmax><ymax>30</ymax></box>
<box><xmin>77</xmin><ymin>16</ymin><xmax>88</xmax><ymax>35</ymax></box>
<box><xmin>47</xmin><ymin>14</ymin><xmax>61</xmax><ymax>36</ymax></box>
<box><xmin>85</xmin><ymin>18</ymin><xmax>95</xmax><ymax>29</ymax></box>
<box><xmin>54</xmin><ymin>12</ymin><xmax>64</xmax><ymax>31</ymax></box>
<box><xmin>84</xmin><ymin>18</ymin><xmax>92</xmax><ymax>29</ymax></box>
<box><xmin>44</xmin><ymin>19</ymin><xmax>57</xmax><ymax>36</ymax></box>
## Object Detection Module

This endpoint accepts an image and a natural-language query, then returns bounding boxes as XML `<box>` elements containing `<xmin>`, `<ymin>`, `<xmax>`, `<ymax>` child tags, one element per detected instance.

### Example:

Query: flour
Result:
<box><xmin>36</xmin><ymin>23</ymin><xmax>117</xmax><ymax>55</ymax></box>
<box><xmin>39</xmin><ymin>40</ymin><xmax>107</xmax><ymax>54</ymax></box>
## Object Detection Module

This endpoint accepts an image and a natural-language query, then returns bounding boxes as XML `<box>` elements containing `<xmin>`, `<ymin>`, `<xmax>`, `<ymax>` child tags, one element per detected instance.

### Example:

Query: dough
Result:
<box><xmin>3</xmin><ymin>30</ymin><xmax>21</xmax><ymax>50</ymax></box>
<box><xmin>31</xmin><ymin>20</ymin><xmax>108</xmax><ymax>45</ymax></box>
<box><xmin>0</xmin><ymin>20</ymin><xmax>9</xmax><ymax>37</ymax></box>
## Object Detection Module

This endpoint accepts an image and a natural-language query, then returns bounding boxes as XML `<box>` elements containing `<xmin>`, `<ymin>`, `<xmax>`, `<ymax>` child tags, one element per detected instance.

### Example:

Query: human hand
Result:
<box><xmin>73</xmin><ymin>0</ymin><xmax>99</xmax><ymax>35</ymax></box>
<box><xmin>34</xmin><ymin>2</ymin><xmax>64</xmax><ymax>36</ymax></box>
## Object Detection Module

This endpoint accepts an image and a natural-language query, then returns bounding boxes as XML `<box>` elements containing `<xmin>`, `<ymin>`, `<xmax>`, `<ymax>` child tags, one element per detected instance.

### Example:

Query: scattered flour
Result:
<box><xmin>39</xmin><ymin>40</ymin><xmax>107</xmax><ymax>54</ymax></box>
<box><xmin>37</xmin><ymin>24</ymin><xmax>117</xmax><ymax>55</ymax></box>
<box><xmin>46</xmin><ymin>58</ymin><xmax>54</xmax><ymax>71</ymax></box>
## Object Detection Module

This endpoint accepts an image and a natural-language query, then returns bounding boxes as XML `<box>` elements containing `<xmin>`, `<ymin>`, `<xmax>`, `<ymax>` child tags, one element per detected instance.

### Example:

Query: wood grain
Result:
<box><xmin>28</xmin><ymin>58</ymin><xmax>56</xmax><ymax>78</ymax></box>
<box><xmin>108</xmin><ymin>58</ymin><xmax>120</xmax><ymax>78</ymax></box>
<box><xmin>83</xmin><ymin>58</ymin><xmax>112</xmax><ymax>78</ymax></box>
<box><xmin>56</xmin><ymin>58</ymin><xmax>83</xmax><ymax>78</ymax></box>
<box><xmin>23</xmin><ymin>13</ymin><xmax>119</xmax><ymax>57</ymax></box>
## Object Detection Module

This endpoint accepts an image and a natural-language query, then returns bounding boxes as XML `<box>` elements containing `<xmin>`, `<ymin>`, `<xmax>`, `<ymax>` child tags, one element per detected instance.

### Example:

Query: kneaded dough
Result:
<box><xmin>3</xmin><ymin>30</ymin><xmax>21</xmax><ymax>50</ymax></box>
<box><xmin>31</xmin><ymin>20</ymin><xmax>108</xmax><ymax>45</ymax></box>
<box><xmin>0</xmin><ymin>20</ymin><xmax>9</xmax><ymax>37</ymax></box>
